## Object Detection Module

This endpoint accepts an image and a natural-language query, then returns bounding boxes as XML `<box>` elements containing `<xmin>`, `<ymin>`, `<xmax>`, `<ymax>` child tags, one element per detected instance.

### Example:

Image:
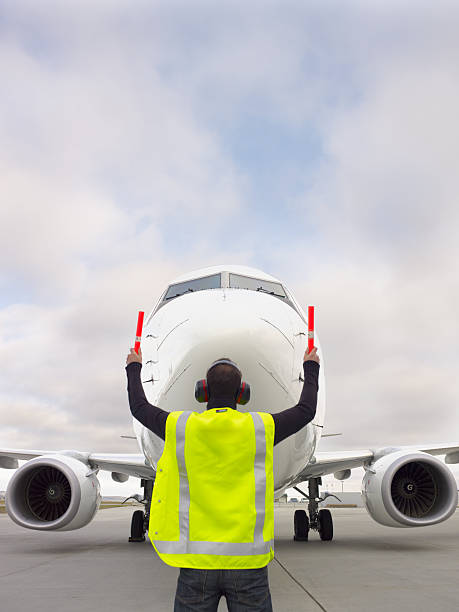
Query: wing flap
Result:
<box><xmin>406</xmin><ymin>443</ymin><xmax>459</xmax><ymax>456</ymax></box>
<box><xmin>0</xmin><ymin>448</ymin><xmax>56</xmax><ymax>461</ymax></box>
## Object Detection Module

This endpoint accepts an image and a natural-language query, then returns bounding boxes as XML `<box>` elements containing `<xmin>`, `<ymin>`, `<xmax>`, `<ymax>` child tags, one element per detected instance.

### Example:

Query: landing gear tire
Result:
<box><xmin>128</xmin><ymin>479</ymin><xmax>153</xmax><ymax>543</ymax></box>
<box><xmin>129</xmin><ymin>509</ymin><xmax>146</xmax><ymax>542</ymax></box>
<box><xmin>293</xmin><ymin>509</ymin><xmax>309</xmax><ymax>541</ymax></box>
<box><xmin>318</xmin><ymin>509</ymin><xmax>333</xmax><ymax>541</ymax></box>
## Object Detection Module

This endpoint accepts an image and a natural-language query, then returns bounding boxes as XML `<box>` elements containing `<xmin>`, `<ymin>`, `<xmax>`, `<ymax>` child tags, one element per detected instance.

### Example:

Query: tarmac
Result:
<box><xmin>1</xmin><ymin>505</ymin><xmax>458</xmax><ymax>612</ymax></box>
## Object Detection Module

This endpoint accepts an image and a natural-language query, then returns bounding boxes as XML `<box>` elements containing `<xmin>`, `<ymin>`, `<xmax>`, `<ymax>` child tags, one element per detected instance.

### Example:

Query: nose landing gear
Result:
<box><xmin>126</xmin><ymin>478</ymin><xmax>154</xmax><ymax>542</ymax></box>
<box><xmin>293</xmin><ymin>477</ymin><xmax>336</xmax><ymax>541</ymax></box>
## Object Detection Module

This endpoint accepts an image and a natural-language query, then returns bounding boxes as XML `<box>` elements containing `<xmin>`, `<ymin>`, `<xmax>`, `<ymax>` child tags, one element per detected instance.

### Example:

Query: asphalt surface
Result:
<box><xmin>1</xmin><ymin>506</ymin><xmax>458</xmax><ymax>611</ymax></box>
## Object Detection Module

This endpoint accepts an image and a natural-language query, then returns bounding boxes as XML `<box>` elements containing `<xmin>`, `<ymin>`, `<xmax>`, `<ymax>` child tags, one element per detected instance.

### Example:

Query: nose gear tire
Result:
<box><xmin>318</xmin><ymin>509</ymin><xmax>333</xmax><ymax>541</ymax></box>
<box><xmin>293</xmin><ymin>509</ymin><xmax>309</xmax><ymax>541</ymax></box>
<box><xmin>129</xmin><ymin>509</ymin><xmax>146</xmax><ymax>542</ymax></box>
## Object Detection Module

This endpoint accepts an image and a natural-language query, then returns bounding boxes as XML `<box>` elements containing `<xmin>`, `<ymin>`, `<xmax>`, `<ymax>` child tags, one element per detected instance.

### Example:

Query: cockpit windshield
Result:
<box><xmin>154</xmin><ymin>270</ymin><xmax>304</xmax><ymax>322</ymax></box>
<box><xmin>164</xmin><ymin>273</ymin><xmax>221</xmax><ymax>301</ymax></box>
<box><xmin>229</xmin><ymin>274</ymin><xmax>286</xmax><ymax>298</ymax></box>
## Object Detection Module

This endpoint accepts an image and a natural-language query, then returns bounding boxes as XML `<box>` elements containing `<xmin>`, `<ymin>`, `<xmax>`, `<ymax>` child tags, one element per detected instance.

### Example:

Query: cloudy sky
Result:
<box><xmin>1</xmin><ymin>1</ymin><xmax>459</xmax><ymax>497</ymax></box>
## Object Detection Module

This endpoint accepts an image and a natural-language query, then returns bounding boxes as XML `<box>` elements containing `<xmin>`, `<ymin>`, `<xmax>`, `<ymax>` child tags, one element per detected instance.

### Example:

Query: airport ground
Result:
<box><xmin>1</xmin><ymin>505</ymin><xmax>458</xmax><ymax>612</ymax></box>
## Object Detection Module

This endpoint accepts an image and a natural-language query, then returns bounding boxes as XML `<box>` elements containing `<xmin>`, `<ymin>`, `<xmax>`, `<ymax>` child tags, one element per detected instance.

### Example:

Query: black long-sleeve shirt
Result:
<box><xmin>126</xmin><ymin>360</ymin><xmax>319</xmax><ymax>446</ymax></box>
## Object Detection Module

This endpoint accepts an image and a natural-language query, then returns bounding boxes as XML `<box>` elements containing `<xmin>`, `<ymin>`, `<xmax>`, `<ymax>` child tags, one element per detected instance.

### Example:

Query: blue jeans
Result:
<box><xmin>174</xmin><ymin>566</ymin><xmax>273</xmax><ymax>611</ymax></box>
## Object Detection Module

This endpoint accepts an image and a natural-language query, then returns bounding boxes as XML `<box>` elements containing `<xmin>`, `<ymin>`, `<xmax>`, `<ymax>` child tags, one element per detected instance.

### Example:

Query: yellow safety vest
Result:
<box><xmin>148</xmin><ymin>408</ymin><xmax>275</xmax><ymax>569</ymax></box>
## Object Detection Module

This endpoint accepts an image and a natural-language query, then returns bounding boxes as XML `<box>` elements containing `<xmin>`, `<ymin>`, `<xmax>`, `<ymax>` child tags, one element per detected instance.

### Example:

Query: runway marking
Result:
<box><xmin>273</xmin><ymin>556</ymin><xmax>327</xmax><ymax>611</ymax></box>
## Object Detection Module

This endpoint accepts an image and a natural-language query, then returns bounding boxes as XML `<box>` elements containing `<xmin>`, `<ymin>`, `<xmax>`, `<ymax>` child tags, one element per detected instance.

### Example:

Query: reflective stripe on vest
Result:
<box><xmin>152</xmin><ymin>410</ymin><xmax>273</xmax><ymax>556</ymax></box>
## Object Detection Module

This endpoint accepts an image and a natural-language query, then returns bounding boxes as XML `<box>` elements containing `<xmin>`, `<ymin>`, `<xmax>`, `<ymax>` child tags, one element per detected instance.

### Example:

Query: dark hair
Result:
<box><xmin>206</xmin><ymin>357</ymin><xmax>241</xmax><ymax>400</ymax></box>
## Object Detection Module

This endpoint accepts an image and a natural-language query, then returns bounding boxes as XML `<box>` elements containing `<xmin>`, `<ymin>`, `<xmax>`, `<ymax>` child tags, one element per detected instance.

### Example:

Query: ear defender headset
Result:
<box><xmin>195</xmin><ymin>359</ymin><xmax>251</xmax><ymax>405</ymax></box>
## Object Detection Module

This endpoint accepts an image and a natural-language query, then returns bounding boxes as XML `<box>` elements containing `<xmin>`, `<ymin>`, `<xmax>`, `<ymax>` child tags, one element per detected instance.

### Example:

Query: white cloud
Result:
<box><xmin>1</xmin><ymin>2</ymin><xmax>459</xmax><ymax>498</ymax></box>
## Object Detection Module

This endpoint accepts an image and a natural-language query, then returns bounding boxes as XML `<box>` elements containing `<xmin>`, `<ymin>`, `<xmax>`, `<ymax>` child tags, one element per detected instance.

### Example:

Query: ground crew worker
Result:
<box><xmin>126</xmin><ymin>345</ymin><xmax>320</xmax><ymax>611</ymax></box>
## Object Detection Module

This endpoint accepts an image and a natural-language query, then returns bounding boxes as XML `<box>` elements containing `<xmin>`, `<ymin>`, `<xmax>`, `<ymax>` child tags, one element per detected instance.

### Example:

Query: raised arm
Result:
<box><xmin>125</xmin><ymin>348</ymin><xmax>168</xmax><ymax>440</ymax></box>
<box><xmin>272</xmin><ymin>346</ymin><xmax>320</xmax><ymax>446</ymax></box>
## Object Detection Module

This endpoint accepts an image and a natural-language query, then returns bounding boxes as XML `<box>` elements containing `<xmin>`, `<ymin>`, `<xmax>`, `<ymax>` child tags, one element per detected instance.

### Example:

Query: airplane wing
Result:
<box><xmin>295</xmin><ymin>442</ymin><xmax>459</xmax><ymax>482</ymax></box>
<box><xmin>2</xmin><ymin>442</ymin><xmax>458</xmax><ymax>484</ymax></box>
<box><xmin>0</xmin><ymin>448</ymin><xmax>155</xmax><ymax>479</ymax></box>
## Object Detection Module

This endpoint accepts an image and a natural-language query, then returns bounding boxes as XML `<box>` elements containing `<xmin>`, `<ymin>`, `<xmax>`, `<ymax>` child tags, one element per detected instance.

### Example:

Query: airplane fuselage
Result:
<box><xmin>132</xmin><ymin>268</ymin><xmax>325</xmax><ymax>495</ymax></box>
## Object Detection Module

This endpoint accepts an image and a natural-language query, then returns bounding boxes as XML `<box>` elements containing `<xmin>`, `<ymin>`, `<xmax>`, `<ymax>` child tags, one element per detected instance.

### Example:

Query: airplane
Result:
<box><xmin>1</xmin><ymin>264</ymin><xmax>458</xmax><ymax>543</ymax></box>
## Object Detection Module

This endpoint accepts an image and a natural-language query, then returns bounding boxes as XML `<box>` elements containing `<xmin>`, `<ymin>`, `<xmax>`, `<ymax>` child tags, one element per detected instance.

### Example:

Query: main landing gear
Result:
<box><xmin>125</xmin><ymin>478</ymin><xmax>153</xmax><ymax>542</ymax></box>
<box><xmin>293</xmin><ymin>477</ymin><xmax>338</xmax><ymax>541</ymax></box>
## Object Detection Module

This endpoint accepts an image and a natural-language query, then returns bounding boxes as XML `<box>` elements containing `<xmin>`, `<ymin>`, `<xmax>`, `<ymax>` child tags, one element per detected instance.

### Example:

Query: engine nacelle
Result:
<box><xmin>5</xmin><ymin>454</ymin><xmax>101</xmax><ymax>531</ymax></box>
<box><xmin>362</xmin><ymin>450</ymin><xmax>458</xmax><ymax>527</ymax></box>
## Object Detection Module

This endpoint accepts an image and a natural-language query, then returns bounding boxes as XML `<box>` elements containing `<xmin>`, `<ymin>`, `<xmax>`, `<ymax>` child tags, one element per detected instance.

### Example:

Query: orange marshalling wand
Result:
<box><xmin>134</xmin><ymin>311</ymin><xmax>145</xmax><ymax>354</ymax></box>
<box><xmin>308</xmin><ymin>306</ymin><xmax>315</xmax><ymax>353</ymax></box>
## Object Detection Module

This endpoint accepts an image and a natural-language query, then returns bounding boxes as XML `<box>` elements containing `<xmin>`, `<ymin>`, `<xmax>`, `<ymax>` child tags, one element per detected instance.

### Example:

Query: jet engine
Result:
<box><xmin>5</xmin><ymin>454</ymin><xmax>101</xmax><ymax>531</ymax></box>
<box><xmin>362</xmin><ymin>450</ymin><xmax>458</xmax><ymax>527</ymax></box>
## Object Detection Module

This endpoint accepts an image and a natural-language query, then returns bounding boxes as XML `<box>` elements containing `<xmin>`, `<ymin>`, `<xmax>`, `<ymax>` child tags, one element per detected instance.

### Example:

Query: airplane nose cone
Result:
<box><xmin>146</xmin><ymin>288</ymin><xmax>309</xmax><ymax>414</ymax></box>
<box><xmin>175</xmin><ymin>290</ymin><xmax>297</xmax><ymax>399</ymax></box>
